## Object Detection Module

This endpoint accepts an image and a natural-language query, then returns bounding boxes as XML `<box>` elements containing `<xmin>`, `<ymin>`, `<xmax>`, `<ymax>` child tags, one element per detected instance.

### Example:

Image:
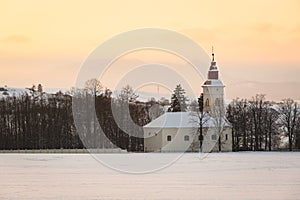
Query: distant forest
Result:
<box><xmin>227</xmin><ymin>95</ymin><xmax>300</xmax><ymax>151</ymax></box>
<box><xmin>0</xmin><ymin>81</ymin><xmax>300</xmax><ymax>151</ymax></box>
<box><xmin>0</xmin><ymin>81</ymin><xmax>165</xmax><ymax>151</ymax></box>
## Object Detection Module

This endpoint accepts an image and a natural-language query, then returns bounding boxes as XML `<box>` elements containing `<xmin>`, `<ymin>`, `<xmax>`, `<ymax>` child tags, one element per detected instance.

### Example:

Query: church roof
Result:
<box><xmin>203</xmin><ymin>79</ymin><xmax>224</xmax><ymax>87</ymax></box>
<box><xmin>144</xmin><ymin>112</ymin><xmax>231</xmax><ymax>128</ymax></box>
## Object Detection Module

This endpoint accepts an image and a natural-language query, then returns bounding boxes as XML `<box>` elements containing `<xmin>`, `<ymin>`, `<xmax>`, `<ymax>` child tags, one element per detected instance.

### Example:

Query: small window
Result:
<box><xmin>205</xmin><ymin>99</ymin><xmax>209</xmax><ymax>107</ymax></box>
<box><xmin>211</xmin><ymin>134</ymin><xmax>217</xmax><ymax>140</ymax></box>
<box><xmin>167</xmin><ymin>135</ymin><xmax>172</xmax><ymax>141</ymax></box>
<box><xmin>184</xmin><ymin>135</ymin><xmax>189</xmax><ymax>141</ymax></box>
<box><xmin>225</xmin><ymin>134</ymin><xmax>228</xmax><ymax>140</ymax></box>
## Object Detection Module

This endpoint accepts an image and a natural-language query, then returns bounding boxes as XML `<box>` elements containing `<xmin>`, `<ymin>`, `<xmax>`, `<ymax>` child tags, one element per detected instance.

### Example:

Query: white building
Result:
<box><xmin>143</xmin><ymin>52</ymin><xmax>232</xmax><ymax>152</ymax></box>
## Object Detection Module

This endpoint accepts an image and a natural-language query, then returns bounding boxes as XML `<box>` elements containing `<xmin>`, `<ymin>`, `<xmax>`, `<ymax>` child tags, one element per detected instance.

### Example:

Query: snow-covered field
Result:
<box><xmin>0</xmin><ymin>152</ymin><xmax>299</xmax><ymax>200</ymax></box>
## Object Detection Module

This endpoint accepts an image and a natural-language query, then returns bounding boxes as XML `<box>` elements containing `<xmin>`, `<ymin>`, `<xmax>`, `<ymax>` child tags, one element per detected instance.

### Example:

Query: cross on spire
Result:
<box><xmin>212</xmin><ymin>46</ymin><xmax>215</xmax><ymax>61</ymax></box>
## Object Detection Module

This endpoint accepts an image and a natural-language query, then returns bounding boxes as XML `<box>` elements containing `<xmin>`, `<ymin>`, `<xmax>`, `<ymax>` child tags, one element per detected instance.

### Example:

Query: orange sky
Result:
<box><xmin>0</xmin><ymin>0</ymin><xmax>300</xmax><ymax>100</ymax></box>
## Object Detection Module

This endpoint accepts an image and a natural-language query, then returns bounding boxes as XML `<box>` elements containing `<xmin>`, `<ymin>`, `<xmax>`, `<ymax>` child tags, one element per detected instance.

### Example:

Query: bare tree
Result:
<box><xmin>279</xmin><ymin>98</ymin><xmax>299</xmax><ymax>151</ymax></box>
<box><xmin>84</xmin><ymin>79</ymin><xmax>103</xmax><ymax>147</ymax></box>
<box><xmin>37</xmin><ymin>84</ymin><xmax>43</xmax><ymax>93</ymax></box>
<box><xmin>189</xmin><ymin>93</ymin><xmax>209</xmax><ymax>152</ymax></box>
<box><xmin>146</xmin><ymin>98</ymin><xmax>164</xmax><ymax>121</ymax></box>
<box><xmin>118</xmin><ymin>85</ymin><xmax>138</xmax><ymax>103</ymax></box>
<box><xmin>295</xmin><ymin>116</ymin><xmax>300</xmax><ymax>149</ymax></box>
<box><xmin>249</xmin><ymin>94</ymin><xmax>266</xmax><ymax>150</ymax></box>
<box><xmin>264</xmin><ymin>102</ymin><xmax>279</xmax><ymax>151</ymax></box>
<box><xmin>117</xmin><ymin>85</ymin><xmax>139</xmax><ymax>151</ymax></box>
<box><xmin>227</xmin><ymin>99</ymin><xmax>248</xmax><ymax>151</ymax></box>
<box><xmin>189</xmin><ymin>99</ymin><xmax>199</xmax><ymax>112</ymax></box>
<box><xmin>210</xmin><ymin>99</ymin><xmax>227</xmax><ymax>152</ymax></box>
<box><xmin>85</xmin><ymin>78</ymin><xmax>103</xmax><ymax>97</ymax></box>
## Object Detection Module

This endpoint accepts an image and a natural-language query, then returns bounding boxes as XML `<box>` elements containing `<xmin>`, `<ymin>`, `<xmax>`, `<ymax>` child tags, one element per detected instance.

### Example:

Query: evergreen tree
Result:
<box><xmin>168</xmin><ymin>84</ymin><xmax>188</xmax><ymax>112</ymax></box>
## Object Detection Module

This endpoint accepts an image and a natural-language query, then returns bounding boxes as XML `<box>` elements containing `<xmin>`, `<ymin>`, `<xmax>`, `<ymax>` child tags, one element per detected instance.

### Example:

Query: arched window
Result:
<box><xmin>184</xmin><ymin>135</ymin><xmax>189</xmax><ymax>141</ymax></box>
<box><xmin>167</xmin><ymin>135</ymin><xmax>172</xmax><ymax>141</ymax></box>
<box><xmin>225</xmin><ymin>134</ymin><xmax>228</xmax><ymax>140</ymax></box>
<box><xmin>215</xmin><ymin>98</ymin><xmax>220</xmax><ymax>106</ymax></box>
<box><xmin>205</xmin><ymin>99</ymin><xmax>209</xmax><ymax>107</ymax></box>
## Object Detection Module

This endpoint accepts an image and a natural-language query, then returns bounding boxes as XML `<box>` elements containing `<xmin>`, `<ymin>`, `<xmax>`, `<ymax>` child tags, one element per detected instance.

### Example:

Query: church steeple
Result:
<box><xmin>208</xmin><ymin>47</ymin><xmax>218</xmax><ymax>79</ymax></box>
<box><xmin>202</xmin><ymin>47</ymin><xmax>225</xmax><ymax>112</ymax></box>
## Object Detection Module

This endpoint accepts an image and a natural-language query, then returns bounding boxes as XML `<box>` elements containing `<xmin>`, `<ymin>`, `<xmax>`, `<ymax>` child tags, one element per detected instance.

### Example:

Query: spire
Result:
<box><xmin>209</xmin><ymin>46</ymin><xmax>217</xmax><ymax>71</ymax></box>
<box><xmin>212</xmin><ymin>46</ymin><xmax>214</xmax><ymax>61</ymax></box>
<box><xmin>208</xmin><ymin>46</ymin><xmax>218</xmax><ymax>79</ymax></box>
<box><xmin>202</xmin><ymin>47</ymin><xmax>224</xmax><ymax>87</ymax></box>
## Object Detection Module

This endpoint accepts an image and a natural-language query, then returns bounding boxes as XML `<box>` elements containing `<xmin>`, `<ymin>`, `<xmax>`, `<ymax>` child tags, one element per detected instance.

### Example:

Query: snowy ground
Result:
<box><xmin>0</xmin><ymin>152</ymin><xmax>299</xmax><ymax>200</ymax></box>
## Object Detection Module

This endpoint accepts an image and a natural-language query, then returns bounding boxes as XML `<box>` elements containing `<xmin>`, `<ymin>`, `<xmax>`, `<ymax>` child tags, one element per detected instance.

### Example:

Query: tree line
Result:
<box><xmin>0</xmin><ymin>88</ymin><xmax>82</xmax><ymax>150</ymax></box>
<box><xmin>0</xmin><ymin>82</ymin><xmax>299</xmax><ymax>151</ymax></box>
<box><xmin>226</xmin><ymin>95</ymin><xmax>300</xmax><ymax>151</ymax></box>
<box><xmin>0</xmin><ymin>82</ymin><xmax>164</xmax><ymax>151</ymax></box>
<box><xmin>165</xmin><ymin>85</ymin><xmax>300</xmax><ymax>151</ymax></box>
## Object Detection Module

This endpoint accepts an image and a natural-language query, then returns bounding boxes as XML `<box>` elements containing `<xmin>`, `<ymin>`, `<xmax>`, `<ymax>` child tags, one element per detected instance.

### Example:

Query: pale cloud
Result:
<box><xmin>291</xmin><ymin>24</ymin><xmax>300</xmax><ymax>34</ymax></box>
<box><xmin>2</xmin><ymin>35</ymin><xmax>30</xmax><ymax>43</ymax></box>
<box><xmin>227</xmin><ymin>81</ymin><xmax>300</xmax><ymax>101</ymax></box>
<box><xmin>250</xmin><ymin>23</ymin><xmax>282</xmax><ymax>33</ymax></box>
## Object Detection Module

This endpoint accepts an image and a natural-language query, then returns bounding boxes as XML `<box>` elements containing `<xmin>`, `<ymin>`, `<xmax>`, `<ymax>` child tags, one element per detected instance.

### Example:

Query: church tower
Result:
<box><xmin>202</xmin><ymin>48</ymin><xmax>225</xmax><ymax>113</ymax></box>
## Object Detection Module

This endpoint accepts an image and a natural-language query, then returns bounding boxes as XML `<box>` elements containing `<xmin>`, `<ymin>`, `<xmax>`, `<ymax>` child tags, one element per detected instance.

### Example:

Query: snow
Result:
<box><xmin>144</xmin><ymin>112</ymin><xmax>231</xmax><ymax>128</ymax></box>
<box><xmin>0</xmin><ymin>86</ymin><xmax>70</xmax><ymax>99</ymax></box>
<box><xmin>0</xmin><ymin>86</ymin><xmax>29</xmax><ymax>98</ymax></box>
<box><xmin>0</xmin><ymin>152</ymin><xmax>299</xmax><ymax>199</ymax></box>
<box><xmin>203</xmin><ymin>79</ymin><xmax>224</xmax><ymax>87</ymax></box>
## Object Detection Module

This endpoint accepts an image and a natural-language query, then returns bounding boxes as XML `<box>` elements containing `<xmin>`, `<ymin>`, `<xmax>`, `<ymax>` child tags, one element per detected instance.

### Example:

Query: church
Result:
<box><xmin>143</xmin><ymin>52</ymin><xmax>233</xmax><ymax>152</ymax></box>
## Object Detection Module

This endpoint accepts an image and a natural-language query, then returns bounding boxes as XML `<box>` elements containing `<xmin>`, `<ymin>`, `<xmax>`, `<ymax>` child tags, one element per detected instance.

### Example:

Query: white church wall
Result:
<box><xmin>220</xmin><ymin>128</ymin><xmax>232</xmax><ymax>152</ymax></box>
<box><xmin>143</xmin><ymin>128</ymin><xmax>163</xmax><ymax>152</ymax></box>
<box><xmin>202</xmin><ymin>127</ymin><xmax>232</xmax><ymax>152</ymax></box>
<box><xmin>202</xmin><ymin>128</ymin><xmax>220</xmax><ymax>152</ymax></box>
<box><xmin>144</xmin><ymin>126</ymin><xmax>232</xmax><ymax>152</ymax></box>
<box><xmin>161</xmin><ymin>128</ymin><xmax>196</xmax><ymax>152</ymax></box>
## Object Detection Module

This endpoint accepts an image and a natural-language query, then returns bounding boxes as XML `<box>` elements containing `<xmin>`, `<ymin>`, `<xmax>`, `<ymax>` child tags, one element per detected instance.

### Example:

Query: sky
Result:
<box><xmin>0</xmin><ymin>0</ymin><xmax>300</xmax><ymax>101</ymax></box>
